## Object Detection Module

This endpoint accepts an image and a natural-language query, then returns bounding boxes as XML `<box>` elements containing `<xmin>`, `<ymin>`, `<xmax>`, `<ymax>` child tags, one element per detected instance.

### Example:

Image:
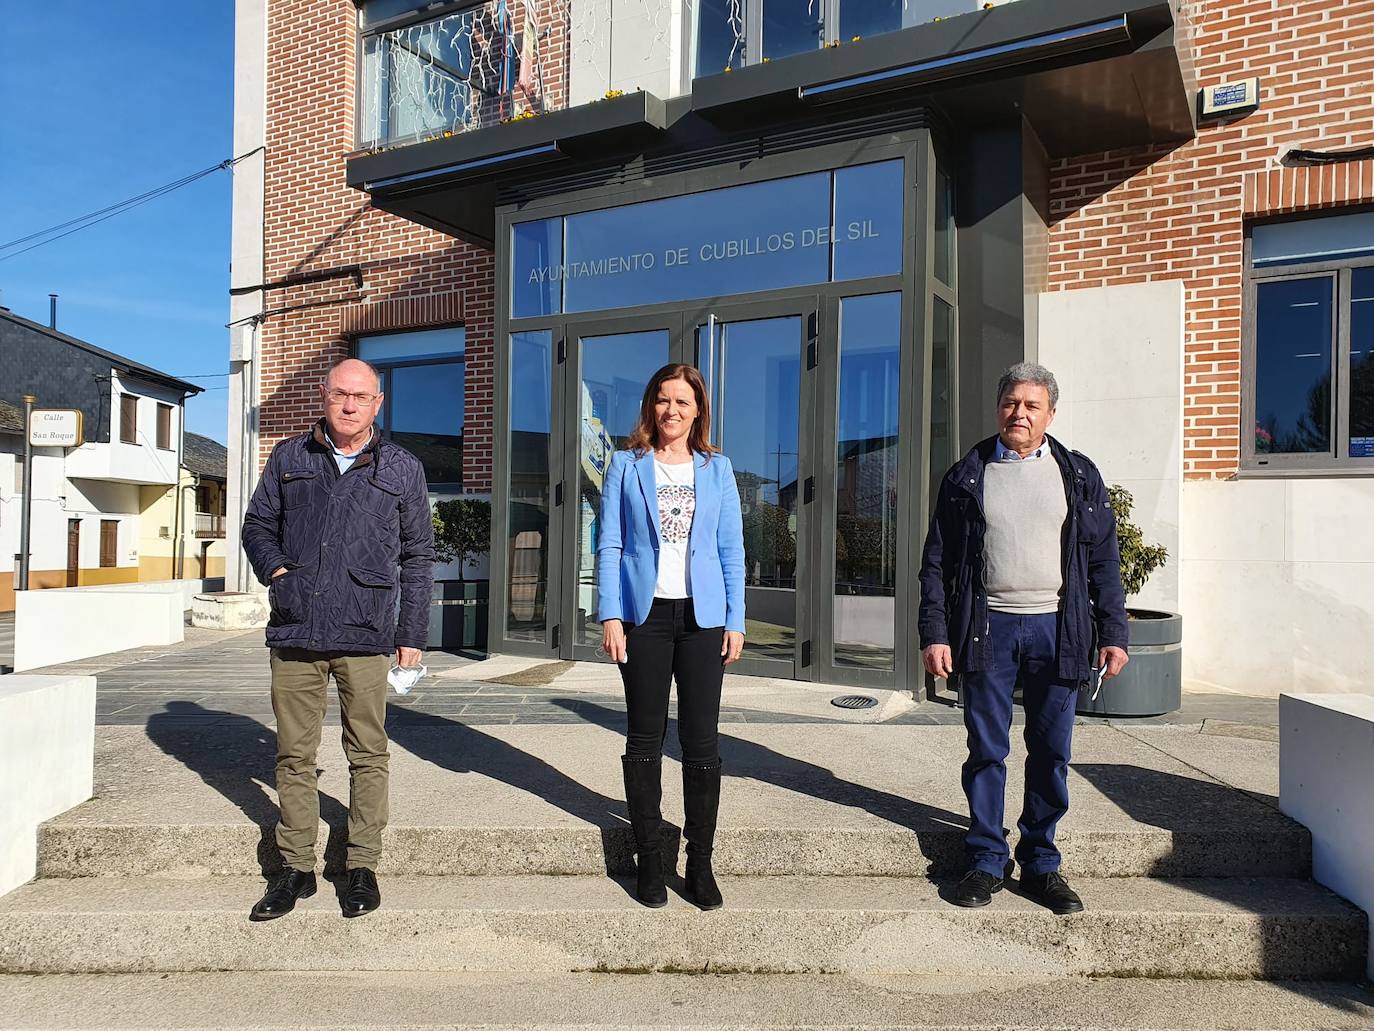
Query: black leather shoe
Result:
<box><xmin>1021</xmin><ymin>870</ymin><xmax>1084</xmax><ymax>914</ymax></box>
<box><xmin>952</xmin><ymin>859</ymin><xmax>1015</xmax><ymax>908</ymax></box>
<box><xmin>953</xmin><ymin>869</ymin><xmax>1002</xmax><ymax>908</ymax></box>
<box><xmin>249</xmin><ymin>869</ymin><xmax>316</xmax><ymax>921</ymax></box>
<box><xmin>341</xmin><ymin>867</ymin><xmax>381</xmax><ymax>917</ymax></box>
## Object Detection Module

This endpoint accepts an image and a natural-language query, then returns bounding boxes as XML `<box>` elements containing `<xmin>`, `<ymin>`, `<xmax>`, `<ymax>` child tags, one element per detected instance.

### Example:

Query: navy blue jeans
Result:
<box><xmin>960</xmin><ymin>610</ymin><xmax>1078</xmax><ymax>877</ymax></box>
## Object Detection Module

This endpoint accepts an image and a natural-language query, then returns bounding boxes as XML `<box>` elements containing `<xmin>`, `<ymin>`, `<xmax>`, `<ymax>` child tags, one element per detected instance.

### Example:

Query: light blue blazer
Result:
<box><xmin>596</xmin><ymin>449</ymin><xmax>746</xmax><ymax>634</ymax></box>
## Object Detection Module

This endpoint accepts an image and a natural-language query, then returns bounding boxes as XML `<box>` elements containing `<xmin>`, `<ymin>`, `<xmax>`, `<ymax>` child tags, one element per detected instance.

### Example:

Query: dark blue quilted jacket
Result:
<box><xmin>917</xmin><ymin>434</ymin><xmax>1129</xmax><ymax>683</ymax></box>
<box><xmin>241</xmin><ymin>420</ymin><xmax>435</xmax><ymax>654</ymax></box>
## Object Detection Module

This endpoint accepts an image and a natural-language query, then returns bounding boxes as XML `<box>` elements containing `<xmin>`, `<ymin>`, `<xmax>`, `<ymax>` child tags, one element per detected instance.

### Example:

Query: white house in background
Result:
<box><xmin>0</xmin><ymin>307</ymin><xmax>204</xmax><ymax>612</ymax></box>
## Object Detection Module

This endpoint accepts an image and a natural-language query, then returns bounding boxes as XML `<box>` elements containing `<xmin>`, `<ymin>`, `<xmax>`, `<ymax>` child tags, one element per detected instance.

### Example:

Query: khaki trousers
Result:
<box><xmin>269</xmin><ymin>648</ymin><xmax>390</xmax><ymax>872</ymax></box>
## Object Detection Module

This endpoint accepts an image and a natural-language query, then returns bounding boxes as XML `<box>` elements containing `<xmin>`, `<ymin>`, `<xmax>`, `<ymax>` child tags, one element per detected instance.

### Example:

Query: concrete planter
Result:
<box><xmin>1076</xmin><ymin>609</ymin><xmax>1182</xmax><ymax>718</ymax></box>
<box><xmin>427</xmin><ymin>579</ymin><xmax>489</xmax><ymax>652</ymax></box>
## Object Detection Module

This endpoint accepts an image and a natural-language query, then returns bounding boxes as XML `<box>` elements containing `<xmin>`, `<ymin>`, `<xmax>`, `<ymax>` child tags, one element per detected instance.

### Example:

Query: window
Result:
<box><xmin>833</xmin><ymin>293</ymin><xmax>901</xmax><ymax>670</ymax></box>
<box><xmin>1245</xmin><ymin>211</ymin><xmax>1374</xmax><ymax>472</ymax></box>
<box><xmin>156</xmin><ymin>404</ymin><xmax>173</xmax><ymax>450</ymax></box>
<box><xmin>120</xmin><ymin>394</ymin><xmax>138</xmax><ymax>444</ymax></box>
<box><xmin>695</xmin><ymin>0</ymin><xmax>989</xmax><ymax>77</ymax></box>
<box><xmin>506</xmin><ymin>329</ymin><xmax>553</xmax><ymax>641</ymax></box>
<box><xmin>356</xmin><ymin>327</ymin><xmax>465</xmax><ymax>488</ymax></box>
<box><xmin>511</xmin><ymin>160</ymin><xmax>906</xmax><ymax>317</ymax></box>
<box><xmin>100</xmin><ymin>520</ymin><xmax>118</xmax><ymax>568</ymax></box>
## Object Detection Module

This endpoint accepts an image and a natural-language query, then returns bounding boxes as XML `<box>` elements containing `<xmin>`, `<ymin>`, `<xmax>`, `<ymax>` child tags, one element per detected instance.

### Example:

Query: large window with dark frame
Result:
<box><xmin>1244</xmin><ymin>209</ymin><xmax>1374</xmax><ymax>472</ymax></box>
<box><xmin>694</xmin><ymin>0</ymin><xmax>993</xmax><ymax>76</ymax></box>
<box><xmin>357</xmin><ymin>326</ymin><xmax>466</xmax><ymax>489</ymax></box>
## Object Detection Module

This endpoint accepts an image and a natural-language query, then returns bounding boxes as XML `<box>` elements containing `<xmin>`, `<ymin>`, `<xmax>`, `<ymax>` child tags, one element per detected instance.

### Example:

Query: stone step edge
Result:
<box><xmin>35</xmin><ymin>823</ymin><xmax>1313</xmax><ymax>880</ymax></box>
<box><xmin>0</xmin><ymin>876</ymin><xmax>1364</xmax><ymax>980</ymax></box>
<box><xmin>0</xmin><ymin>971</ymin><xmax>1371</xmax><ymax>1031</ymax></box>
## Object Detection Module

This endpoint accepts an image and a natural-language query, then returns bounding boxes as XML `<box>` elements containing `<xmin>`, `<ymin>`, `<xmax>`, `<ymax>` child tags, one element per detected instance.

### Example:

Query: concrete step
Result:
<box><xmin>61</xmin><ymin>722</ymin><xmax>1303</xmax><ymax>880</ymax></box>
<box><xmin>1</xmin><ymin>970</ymin><xmax>1371</xmax><ymax>1030</ymax></box>
<box><xmin>0</xmin><ymin>874</ymin><xmax>1364</xmax><ymax>979</ymax></box>
<box><xmin>37</xmin><ymin>820</ymin><xmax>1312</xmax><ymax>881</ymax></box>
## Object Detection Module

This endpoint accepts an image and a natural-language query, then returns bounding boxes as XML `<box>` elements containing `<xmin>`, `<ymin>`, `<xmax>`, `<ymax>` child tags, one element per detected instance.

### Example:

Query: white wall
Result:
<box><xmin>227</xmin><ymin>0</ymin><xmax>268</xmax><ymax>594</ymax></box>
<box><xmin>0</xmin><ymin>439</ymin><xmax>75</xmax><ymax>576</ymax></box>
<box><xmin>13</xmin><ymin>582</ymin><xmax>185</xmax><ymax>672</ymax></box>
<box><xmin>569</xmin><ymin>0</ymin><xmax>690</xmax><ymax>106</ymax></box>
<box><xmin>65</xmin><ymin>480</ymin><xmax>141</xmax><ymax>571</ymax></box>
<box><xmin>0</xmin><ymin>675</ymin><xmax>95</xmax><ymax>896</ymax></box>
<box><xmin>1038</xmin><ymin>280</ymin><xmax>1374</xmax><ymax>698</ymax></box>
<box><xmin>1038</xmin><ymin>280</ymin><xmax>1184</xmax><ymax>613</ymax></box>
<box><xmin>1183</xmin><ymin>479</ymin><xmax>1374</xmax><ymax>696</ymax></box>
<box><xmin>64</xmin><ymin>372</ymin><xmax>181</xmax><ymax>486</ymax></box>
<box><xmin>1280</xmin><ymin>693</ymin><xmax>1374</xmax><ymax>978</ymax></box>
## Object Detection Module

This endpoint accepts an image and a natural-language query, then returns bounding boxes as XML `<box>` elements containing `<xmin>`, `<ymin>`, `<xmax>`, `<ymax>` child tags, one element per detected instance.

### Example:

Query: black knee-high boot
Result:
<box><xmin>621</xmin><ymin>755</ymin><xmax>668</xmax><ymax>908</ymax></box>
<box><xmin>682</xmin><ymin>760</ymin><xmax>723</xmax><ymax>910</ymax></box>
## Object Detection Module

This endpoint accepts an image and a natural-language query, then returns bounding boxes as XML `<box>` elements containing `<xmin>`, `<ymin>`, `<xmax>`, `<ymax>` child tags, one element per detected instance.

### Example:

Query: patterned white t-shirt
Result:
<box><xmin>653</xmin><ymin>458</ymin><xmax>696</xmax><ymax>599</ymax></box>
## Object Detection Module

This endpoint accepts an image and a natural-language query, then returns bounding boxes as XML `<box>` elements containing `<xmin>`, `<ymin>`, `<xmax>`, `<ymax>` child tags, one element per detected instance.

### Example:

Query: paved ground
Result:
<box><xmin>15</xmin><ymin>624</ymin><xmax>1282</xmax><ymax>729</ymax></box>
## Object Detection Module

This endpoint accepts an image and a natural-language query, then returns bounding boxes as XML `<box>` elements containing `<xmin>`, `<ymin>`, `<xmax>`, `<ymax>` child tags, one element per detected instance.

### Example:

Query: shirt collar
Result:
<box><xmin>994</xmin><ymin>436</ymin><xmax>1049</xmax><ymax>462</ymax></box>
<box><xmin>328</xmin><ymin>426</ymin><xmax>373</xmax><ymax>458</ymax></box>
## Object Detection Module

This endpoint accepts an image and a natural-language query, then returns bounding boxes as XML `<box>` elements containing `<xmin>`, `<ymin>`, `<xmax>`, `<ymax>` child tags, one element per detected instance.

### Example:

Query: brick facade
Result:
<box><xmin>1046</xmin><ymin>0</ymin><xmax>1374</xmax><ymax>479</ymax></box>
<box><xmin>262</xmin><ymin>1</ymin><xmax>1374</xmax><ymax>486</ymax></box>
<box><xmin>258</xmin><ymin>0</ymin><xmax>574</xmax><ymax>490</ymax></box>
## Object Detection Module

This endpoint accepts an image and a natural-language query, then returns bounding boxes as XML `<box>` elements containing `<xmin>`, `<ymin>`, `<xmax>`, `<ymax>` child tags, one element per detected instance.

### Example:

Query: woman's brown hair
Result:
<box><xmin>624</xmin><ymin>363</ymin><xmax>717</xmax><ymax>458</ymax></box>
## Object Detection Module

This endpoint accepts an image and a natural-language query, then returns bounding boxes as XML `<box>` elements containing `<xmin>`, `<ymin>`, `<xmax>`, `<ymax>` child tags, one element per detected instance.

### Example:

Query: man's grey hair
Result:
<box><xmin>323</xmin><ymin>356</ymin><xmax>382</xmax><ymax>393</ymax></box>
<box><xmin>996</xmin><ymin>361</ymin><xmax>1059</xmax><ymax>409</ymax></box>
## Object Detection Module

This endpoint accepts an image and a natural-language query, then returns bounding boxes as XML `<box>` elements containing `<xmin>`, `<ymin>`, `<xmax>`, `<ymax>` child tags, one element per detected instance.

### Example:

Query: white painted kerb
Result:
<box><xmin>0</xmin><ymin>675</ymin><xmax>96</xmax><ymax>896</ymax></box>
<box><xmin>1280</xmin><ymin>692</ymin><xmax>1374</xmax><ymax>978</ymax></box>
<box><xmin>13</xmin><ymin>582</ymin><xmax>185</xmax><ymax>672</ymax></box>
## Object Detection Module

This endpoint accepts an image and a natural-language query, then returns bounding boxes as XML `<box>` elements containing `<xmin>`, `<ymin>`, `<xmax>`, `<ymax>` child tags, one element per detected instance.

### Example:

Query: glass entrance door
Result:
<box><xmin>562</xmin><ymin>314</ymin><xmax>687</xmax><ymax>660</ymax></box>
<box><xmin>697</xmin><ymin>300</ymin><xmax>817</xmax><ymax>679</ymax></box>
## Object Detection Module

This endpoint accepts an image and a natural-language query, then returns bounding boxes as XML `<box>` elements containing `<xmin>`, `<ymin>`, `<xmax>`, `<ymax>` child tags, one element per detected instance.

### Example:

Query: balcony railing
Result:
<box><xmin>194</xmin><ymin>513</ymin><xmax>226</xmax><ymax>539</ymax></box>
<box><xmin>359</xmin><ymin>1</ymin><xmax>547</xmax><ymax>150</ymax></box>
<box><xmin>357</xmin><ymin>0</ymin><xmax>1024</xmax><ymax>150</ymax></box>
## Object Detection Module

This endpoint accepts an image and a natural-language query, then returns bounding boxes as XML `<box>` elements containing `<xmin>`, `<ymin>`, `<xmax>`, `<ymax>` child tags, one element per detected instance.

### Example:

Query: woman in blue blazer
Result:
<box><xmin>597</xmin><ymin>363</ymin><xmax>745</xmax><ymax>910</ymax></box>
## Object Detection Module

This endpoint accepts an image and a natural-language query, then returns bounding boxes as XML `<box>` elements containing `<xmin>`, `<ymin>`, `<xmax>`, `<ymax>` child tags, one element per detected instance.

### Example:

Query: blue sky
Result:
<box><xmin>0</xmin><ymin>4</ymin><xmax>235</xmax><ymax>443</ymax></box>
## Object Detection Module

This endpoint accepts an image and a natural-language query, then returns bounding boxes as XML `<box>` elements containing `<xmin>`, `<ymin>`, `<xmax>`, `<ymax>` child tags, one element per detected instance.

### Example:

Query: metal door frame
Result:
<box><xmin>558</xmin><ymin>311</ymin><xmax>690</xmax><ymax>662</ymax></box>
<box><xmin>694</xmin><ymin>295</ymin><xmax>820</xmax><ymax>681</ymax></box>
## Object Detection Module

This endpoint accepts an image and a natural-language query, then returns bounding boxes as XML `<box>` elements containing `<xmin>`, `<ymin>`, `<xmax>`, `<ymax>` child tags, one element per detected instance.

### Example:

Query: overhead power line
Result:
<box><xmin>0</xmin><ymin>148</ymin><xmax>264</xmax><ymax>263</ymax></box>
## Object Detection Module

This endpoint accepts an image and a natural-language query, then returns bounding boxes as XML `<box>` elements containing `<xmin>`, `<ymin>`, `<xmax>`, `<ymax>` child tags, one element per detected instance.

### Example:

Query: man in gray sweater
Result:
<box><xmin>918</xmin><ymin>362</ymin><xmax>1130</xmax><ymax>914</ymax></box>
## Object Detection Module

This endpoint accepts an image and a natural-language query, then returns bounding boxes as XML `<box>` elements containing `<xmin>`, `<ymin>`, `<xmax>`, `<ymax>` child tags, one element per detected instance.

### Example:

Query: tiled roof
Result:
<box><xmin>183</xmin><ymin>431</ymin><xmax>227</xmax><ymax>480</ymax></box>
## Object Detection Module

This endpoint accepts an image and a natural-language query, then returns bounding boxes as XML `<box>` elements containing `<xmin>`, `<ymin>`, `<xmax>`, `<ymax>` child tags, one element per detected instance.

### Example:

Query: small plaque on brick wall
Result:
<box><xmin>1201</xmin><ymin>78</ymin><xmax>1260</xmax><ymax>116</ymax></box>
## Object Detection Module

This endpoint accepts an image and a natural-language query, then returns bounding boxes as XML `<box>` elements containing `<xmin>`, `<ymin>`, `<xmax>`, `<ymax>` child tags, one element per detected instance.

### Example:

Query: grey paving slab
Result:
<box><xmin>1</xmin><ymin>971</ymin><xmax>1370</xmax><ymax>1031</ymax></box>
<box><xmin>10</xmin><ymin>615</ymin><xmax>1291</xmax><ymax>730</ymax></box>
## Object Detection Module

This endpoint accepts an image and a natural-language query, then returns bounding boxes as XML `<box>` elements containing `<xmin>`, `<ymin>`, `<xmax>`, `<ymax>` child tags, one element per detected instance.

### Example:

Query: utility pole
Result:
<box><xmin>17</xmin><ymin>394</ymin><xmax>36</xmax><ymax>591</ymax></box>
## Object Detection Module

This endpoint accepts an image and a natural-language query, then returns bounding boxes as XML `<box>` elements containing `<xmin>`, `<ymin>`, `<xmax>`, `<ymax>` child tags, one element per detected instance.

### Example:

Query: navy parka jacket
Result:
<box><xmin>917</xmin><ymin>434</ymin><xmax>1129</xmax><ymax>683</ymax></box>
<box><xmin>242</xmin><ymin>420</ymin><xmax>435</xmax><ymax>655</ymax></box>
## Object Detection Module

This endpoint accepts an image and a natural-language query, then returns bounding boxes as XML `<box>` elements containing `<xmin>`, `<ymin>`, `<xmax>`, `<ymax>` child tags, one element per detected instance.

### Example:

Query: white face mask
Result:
<box><xmin>387</xmin><ymin>663</ymin><xmax>427</xmax><ymax>695</ymax></box>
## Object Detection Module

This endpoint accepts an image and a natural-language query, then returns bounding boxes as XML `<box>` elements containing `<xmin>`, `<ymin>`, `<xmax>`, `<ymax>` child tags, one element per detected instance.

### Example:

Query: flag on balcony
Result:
<box><xmin>516</xmin><ymin>0</ymin><xmax>536</xmax><ymax>95</ymax></box>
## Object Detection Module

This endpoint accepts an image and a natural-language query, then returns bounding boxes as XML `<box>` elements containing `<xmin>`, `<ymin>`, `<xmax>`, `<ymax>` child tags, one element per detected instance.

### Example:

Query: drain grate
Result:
<box><xmin>831</xmin><ymin>694</ymin><xmax>879</xmax><ymax>710</ymax></box>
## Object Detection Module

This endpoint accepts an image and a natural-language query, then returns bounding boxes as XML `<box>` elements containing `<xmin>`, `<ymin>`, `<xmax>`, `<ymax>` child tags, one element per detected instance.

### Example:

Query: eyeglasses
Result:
<box><xmin>325</xmin><ymin>389</ymin><xmax>378</xmax><ymax>405</ymax></box>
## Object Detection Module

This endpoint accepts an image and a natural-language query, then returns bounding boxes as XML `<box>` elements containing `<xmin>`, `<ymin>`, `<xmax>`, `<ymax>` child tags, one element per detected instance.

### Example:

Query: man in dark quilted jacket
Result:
<box><xmin>241</xmin><ymin>357</ymin><xmax>434</xmax><ymax>921</ymax></box>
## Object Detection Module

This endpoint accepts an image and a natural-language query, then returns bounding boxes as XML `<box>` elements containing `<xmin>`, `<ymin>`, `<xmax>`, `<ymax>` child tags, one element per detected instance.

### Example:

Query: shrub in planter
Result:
<box><xmin>1077</xmin><ymin>486</ymin><xmax>1182</xmax><ymax>717</ymax></box>
<box><xmin>1109</xmin><ymin>485</ymin><xmax>1167</xmax><ymax>599</ymax></box>
<box><xmin>432</xmin><ymin>498</ymin><xmax>491</xmax><ymax>578</ymax></box>
<box><xmin>430</xmin><ymin>498</ymin><xmax>492</xmax><ymax>651</ymax></box>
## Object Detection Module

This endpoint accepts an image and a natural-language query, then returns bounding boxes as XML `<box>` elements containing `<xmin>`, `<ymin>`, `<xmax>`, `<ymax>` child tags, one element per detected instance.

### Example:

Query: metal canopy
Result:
<box><xmin>346</xmin><ymin>0</ymin><xmax>1195</xmax><ymax>247</ymax></box>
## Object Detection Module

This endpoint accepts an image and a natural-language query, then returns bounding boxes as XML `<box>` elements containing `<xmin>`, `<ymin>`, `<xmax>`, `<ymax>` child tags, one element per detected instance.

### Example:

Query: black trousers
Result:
<box><xmin>618</xmin><ymin>598</ymin><xmax>725</xmax><ymax>765</ymax></box>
